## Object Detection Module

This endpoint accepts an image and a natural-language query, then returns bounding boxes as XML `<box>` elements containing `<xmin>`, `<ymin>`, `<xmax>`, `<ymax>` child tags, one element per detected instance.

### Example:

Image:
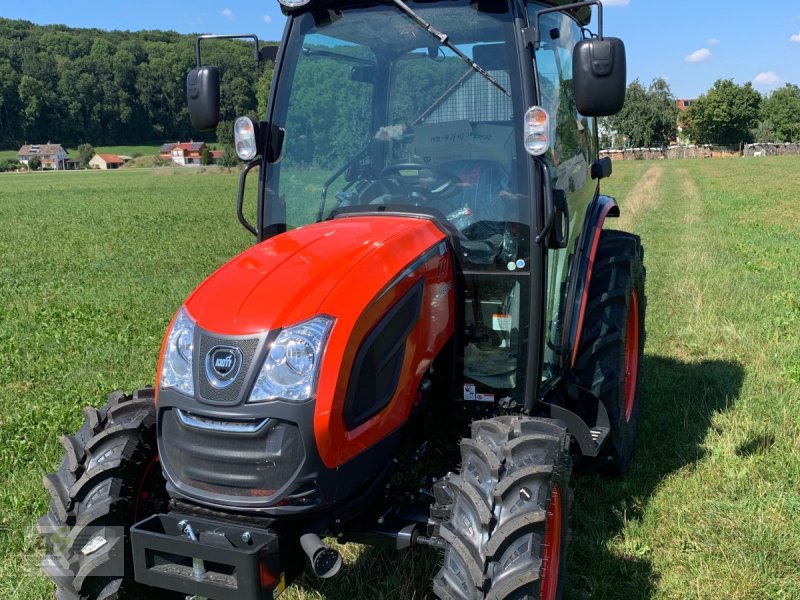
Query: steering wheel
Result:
<box><xmin>379</xmin><ymin>163</ymin><xmax>460</xmax><ymax>203</ymax></box>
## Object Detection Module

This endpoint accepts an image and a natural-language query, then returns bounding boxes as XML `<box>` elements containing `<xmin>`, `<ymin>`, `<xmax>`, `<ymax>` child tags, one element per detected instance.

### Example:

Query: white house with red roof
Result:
<box><xmin>89</xmin><ymin>153</ymin><xmax>126</xmax><ymax>170</ymax></box>
<box><xmin>159</xmin><ymin>141</ymin><xmax>208</xmax><ymax>166</ymax></box>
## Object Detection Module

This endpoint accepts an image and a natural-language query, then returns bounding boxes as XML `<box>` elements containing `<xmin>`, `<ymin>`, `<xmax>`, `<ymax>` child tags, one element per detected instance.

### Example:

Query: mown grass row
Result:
<box><xmin>0</xmin><ymin>159</ymin><xmax>798</xmax><ymax>598</ymax></box>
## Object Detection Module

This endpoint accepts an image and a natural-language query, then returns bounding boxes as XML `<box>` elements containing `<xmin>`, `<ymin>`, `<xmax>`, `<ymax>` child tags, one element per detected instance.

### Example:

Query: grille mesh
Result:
<box><xmin>198</xmin><ymin>333</ymin><xmax>260</xmax><ymax>403</ymax></box>
<box><xmin>160</xmin><ymin>409</ymin><xmax>305</xmax><ymax>499</ymax></box>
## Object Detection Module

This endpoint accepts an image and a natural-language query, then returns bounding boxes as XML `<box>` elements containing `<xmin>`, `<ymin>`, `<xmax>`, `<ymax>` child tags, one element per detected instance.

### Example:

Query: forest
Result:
<box><xmin>0</xmin><ymin>17</ymin><xmax>274</xmax><ymax>149</ymax></box>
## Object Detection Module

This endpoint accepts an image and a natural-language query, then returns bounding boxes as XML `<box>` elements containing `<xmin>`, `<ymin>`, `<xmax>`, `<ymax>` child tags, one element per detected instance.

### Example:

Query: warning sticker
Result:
<box><xmin>476</xmin><ymin>393</ymin><xmax>495</xmax><ymax>403</ymax></box>
<box><xmin>463</xmin><ymin>384</ymin><xmax>476</xmax><ymax>401</ymax></box>
<box><xmin>492</xmin><ymin>314</ymin><xmax>513</xmax><ymax>332</ymax></box>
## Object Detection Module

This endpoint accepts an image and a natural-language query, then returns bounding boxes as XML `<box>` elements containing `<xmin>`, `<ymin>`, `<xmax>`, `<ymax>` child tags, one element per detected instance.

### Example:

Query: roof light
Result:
<box><xmin>523</xmin><ymin>106</ymin><xmax>550</xmax><ymax>157</ymax></box>
<box><xmin>234</xmin><ymin>116</ymin><xmax>258</xmax><ymax>161</ymax></box>
<box><xmin>278</xmin><ymin>0</ymin><xmax>311</xmax><ymax>7</ymax></box>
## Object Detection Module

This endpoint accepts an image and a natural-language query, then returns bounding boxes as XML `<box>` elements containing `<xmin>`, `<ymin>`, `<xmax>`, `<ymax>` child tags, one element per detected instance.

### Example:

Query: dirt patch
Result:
<box><xmin>679</xmin><ymin>170</ymin><xmax>701</xmax><ymax>224</ymax></box>
<box><xmin>616</xmin><ymin>165</ymin><xmax>663</xmax><ymax>229</ymax></box>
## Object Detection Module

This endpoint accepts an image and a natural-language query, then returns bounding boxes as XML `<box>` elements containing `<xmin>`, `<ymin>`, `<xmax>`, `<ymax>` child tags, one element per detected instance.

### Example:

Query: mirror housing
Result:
<box><xmin>186</xmin><ymin>66</ymin><xmax>220</xmax><ymax>130</ymax></box>
<box><xmin>573</xmin><ymin>38</ymin><xmax>626</xmax><ymax>117</ymax></box>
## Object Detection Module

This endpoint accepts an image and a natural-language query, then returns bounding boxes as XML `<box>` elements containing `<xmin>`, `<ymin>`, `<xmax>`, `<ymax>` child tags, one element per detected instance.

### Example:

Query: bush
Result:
<box><xmin>0</xmin><ymin>158</ymin><xmax>20</xmax><ymax>172</ymax></box>
<box><xmin>219</xmin><ymin>145</ymin><xmax>240</xmax><ymax>168</ymax></box>
<box><xmin>28</xmin><ymin>156</ymin><xmax>41</xmax><ymax>170</ymax></box>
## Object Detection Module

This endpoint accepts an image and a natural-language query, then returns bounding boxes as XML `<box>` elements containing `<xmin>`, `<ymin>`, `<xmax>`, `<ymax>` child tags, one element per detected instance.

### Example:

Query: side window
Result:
<box><xmin>530</xmin><ymin>6</ymin><xmax>596</xmax><ymax>380</ymax></box>
<box><xmin>534</xmin><ymin>14</ymin><xmax>583</xmax><ymax>167</ymax></box>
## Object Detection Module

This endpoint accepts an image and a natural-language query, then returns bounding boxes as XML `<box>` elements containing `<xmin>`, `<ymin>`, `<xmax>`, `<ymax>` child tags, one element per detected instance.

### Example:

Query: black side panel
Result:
<box><xmin>344</xmin><ymin>278</ymin><xmax>425</xmax><ymax>430</ymax></box>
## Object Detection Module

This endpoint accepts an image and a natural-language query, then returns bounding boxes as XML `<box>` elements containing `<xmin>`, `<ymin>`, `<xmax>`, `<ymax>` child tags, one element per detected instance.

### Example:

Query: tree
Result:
<box><xmin>684</xmin><ymin>79</ymin><xmax>761</xmax><ymax>146</ymax></box>
<box><xmin>219</xmin><ymin>144</ymin><xmax>240</xmax><ymax>167</ymax></box>
<box><xmin>27</xmin><ymin>155</ymin><xmax>40</xmax><ymax>170</ymax></box>
<box><xmin>606</xmin><ymin>78</ymin><xmax>679</xmax><ymax>148</ymax></box>
<box><xmin>760</xmin><ymin>84</ymin><xmax>800</xmax><ymax>142</ymax></box>
<box><xmin>76</xmin><ymin>143</ymin><xmax>94</xmax><ymax>168</ymax></box>
<box><xmin>200</xmin><ymin>146</ymin><xmax>211</xmax><ymax>165</ymax></box>
<box><xmin>216</xmin><ymin>119</ymin><xmax>234</xmax><ymax>147</ymax></box>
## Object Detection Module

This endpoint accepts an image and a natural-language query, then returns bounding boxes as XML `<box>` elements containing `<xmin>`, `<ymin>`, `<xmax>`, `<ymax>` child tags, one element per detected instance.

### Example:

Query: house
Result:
<box><xmin>159</xmin><ymin>141</ymin><xmax>208</xmax><ymax>166</ymax></box>
<box><xmin>17</xmin><ymin>143</ymin><xmax>69</xmax><ymax>170</ymax></box>
<box><xmin>89</xmin><ymin>154</ymin><xmax>126</xmax><ymax>170</ymax></box>
<box><xmin>675</xmin><ymin>99</ymin><xmax>697</xmax><ymax>145</ymax></box>
<box><xmin>159</xmin><ymin>143</ymin><xmax>178</xmax><ymax>160</ymax></box>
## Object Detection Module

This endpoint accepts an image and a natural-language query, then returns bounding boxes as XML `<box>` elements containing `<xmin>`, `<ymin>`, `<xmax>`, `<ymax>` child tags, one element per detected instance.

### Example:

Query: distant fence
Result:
<box><xmin>600</xmin><ymin>143</ymin><xmax>800</xmax><ymax>161</ymax></box>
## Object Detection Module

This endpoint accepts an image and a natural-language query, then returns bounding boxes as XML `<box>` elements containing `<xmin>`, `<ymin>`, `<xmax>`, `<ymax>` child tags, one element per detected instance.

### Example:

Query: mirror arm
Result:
<box><xmin>527</xmin><ymin>0</ymin><xmax>604</xmax><ymax>49</ymax></box>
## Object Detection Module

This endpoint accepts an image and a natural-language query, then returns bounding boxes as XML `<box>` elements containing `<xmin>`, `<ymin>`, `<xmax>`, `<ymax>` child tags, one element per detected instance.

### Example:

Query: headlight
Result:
<box><xmin>160</xmin><ymin>307</ymin><xmax>196</xmax><ymax>395</ymax></box>
<box><xmin>248</xmin><ymin>316</ymin><xmax>334</xmax><ymax>403</ymax></box>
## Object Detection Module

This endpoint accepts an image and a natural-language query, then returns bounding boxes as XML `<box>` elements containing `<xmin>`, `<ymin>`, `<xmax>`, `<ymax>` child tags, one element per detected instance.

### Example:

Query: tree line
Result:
<box><xmin>603</xmin><ymin>77</ymin><xmax>800</xmax><ymax>149</ymax></box>
<box><xmin>0</xmin><ymin>17</ymin><xmax>273</xmax><ymax>149</ymax></box>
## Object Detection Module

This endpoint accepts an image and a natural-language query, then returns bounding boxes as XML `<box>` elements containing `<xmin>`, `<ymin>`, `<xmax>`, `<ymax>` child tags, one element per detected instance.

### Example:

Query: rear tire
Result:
<box><xmin>38</xmin><ymin>388</ymin><xmax>177</xmax><ymax>600</ymax></box>
<box><xmin>572</xmin><ymin>229</ymin><xmax>646</xmax><ymax>473</ymax></box>
<box><xmin>432</xmin><ymin>417</ymin><xmax>572</xmax><ymax>600</ymax></box>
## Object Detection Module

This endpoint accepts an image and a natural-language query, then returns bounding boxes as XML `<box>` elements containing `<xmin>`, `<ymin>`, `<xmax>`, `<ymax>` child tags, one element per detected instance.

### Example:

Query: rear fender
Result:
<box><xmin>562</xmin><ymin>195</ymin><xmax>619</xmax><ymax>369</ymax></box>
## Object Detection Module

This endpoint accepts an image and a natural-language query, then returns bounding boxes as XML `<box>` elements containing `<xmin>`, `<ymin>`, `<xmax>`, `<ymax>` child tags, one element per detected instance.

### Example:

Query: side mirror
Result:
<box><xmin>573</xmin><ymin>38</ymin><xmax>626</xmax><ymax>117</ymax></box>
<box><xmin>186</xmin><ymin>66</ymin><xmax>220</xmax><ymax>130</ymax></box>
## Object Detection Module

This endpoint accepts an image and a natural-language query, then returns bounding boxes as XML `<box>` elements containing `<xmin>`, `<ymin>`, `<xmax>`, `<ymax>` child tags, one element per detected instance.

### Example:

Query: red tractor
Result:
<box><xmin>39</xmin><ymin>1</ymin><xmax>644</xmax><ymax>598</ymax></box>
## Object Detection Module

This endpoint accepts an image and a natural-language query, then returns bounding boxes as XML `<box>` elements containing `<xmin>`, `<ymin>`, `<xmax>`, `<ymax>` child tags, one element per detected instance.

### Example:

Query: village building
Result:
<box><xmin>158</xmin><ymin>141</ymin><xmax>208</xmax><ymax>166</ymax></box>
<box><xmin>89</xmin><ymin>153</ymin><xmax>126</xmax><ymax>170</ymax></box>
<box><xmin>17</xmin><ymin>143</ymin><xmax>69</xmax><ymax>170</ymax></box>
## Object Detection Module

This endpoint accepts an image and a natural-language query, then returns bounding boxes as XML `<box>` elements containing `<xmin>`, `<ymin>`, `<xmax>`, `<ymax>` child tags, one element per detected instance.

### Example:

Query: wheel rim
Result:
<box><xmin>540</xmin><ymin>485</ymin><xmax>562</xmax><ymax>600</ymax></box>
<box><xmin>624</xmin><ymin>291</ymin><xmax>640</xmax><ymax>422</ymax></box>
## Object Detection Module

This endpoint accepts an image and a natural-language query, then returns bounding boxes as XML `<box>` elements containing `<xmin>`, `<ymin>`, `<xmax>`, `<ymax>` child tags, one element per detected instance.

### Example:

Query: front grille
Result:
<box><xmin>159</xmin><ymin>408</ymin><xmax>305</xmax><ymax>500</ymax></box>
<box><xmin>197</xmin><ymin>333</ymin><xmax>260</xmax><ymax>404</ymax></box>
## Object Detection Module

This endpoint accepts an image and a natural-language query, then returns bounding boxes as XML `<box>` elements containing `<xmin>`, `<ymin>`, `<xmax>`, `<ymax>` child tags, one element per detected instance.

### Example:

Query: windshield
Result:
<box><xmin>265</xmin><ymin>0</ymin><xmax>531</xmax><ymax>269</ymax></box>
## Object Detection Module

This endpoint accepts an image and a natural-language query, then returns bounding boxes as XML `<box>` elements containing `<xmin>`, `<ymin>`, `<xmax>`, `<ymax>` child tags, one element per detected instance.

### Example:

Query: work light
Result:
<box><xmin>234</xmin><ymin>116</ymin><xmax>259</xmax><ymax>160</ymax></box>
<box><xmin>523</xmin><ymin>106</ymin><xmax>550</xmax><ymax>156</ymax></box>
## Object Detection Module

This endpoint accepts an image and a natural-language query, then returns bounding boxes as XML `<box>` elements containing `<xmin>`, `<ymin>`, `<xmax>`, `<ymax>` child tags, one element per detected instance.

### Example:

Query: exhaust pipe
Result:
<box><xmin>299</xmin><ymin>533</ymin><xmax>342</xmax><ymax>579</ymax></box>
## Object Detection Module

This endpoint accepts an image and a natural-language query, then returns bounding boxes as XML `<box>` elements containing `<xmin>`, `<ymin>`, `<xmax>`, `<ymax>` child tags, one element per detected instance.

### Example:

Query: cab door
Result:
<box><xmin>528</xmin><ymin>4</ymin><xmax>598</xmax><ymax>382</ymax></box>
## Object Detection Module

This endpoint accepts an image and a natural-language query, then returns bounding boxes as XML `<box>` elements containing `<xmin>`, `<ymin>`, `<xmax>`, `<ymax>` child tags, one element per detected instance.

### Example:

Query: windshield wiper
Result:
<box><xmin>390</xmin><ymin>0</ymin><xmax>511</xmax><ymax>98</ymax></box>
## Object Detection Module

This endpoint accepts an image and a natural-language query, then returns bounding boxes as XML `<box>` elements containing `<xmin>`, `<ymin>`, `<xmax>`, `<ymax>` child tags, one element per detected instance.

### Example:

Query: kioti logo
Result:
<box><xmin>206</xmin><ymin>346</ymin><xmax>243</xmax><ymax>388</ymax></box>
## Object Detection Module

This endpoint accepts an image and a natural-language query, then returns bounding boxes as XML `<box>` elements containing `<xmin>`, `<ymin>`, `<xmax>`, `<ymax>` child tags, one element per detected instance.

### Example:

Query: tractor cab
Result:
<box><xmin>190</xmin><ymin>0</ymin><xmax>626</xmax><ymax>410</ymax></box>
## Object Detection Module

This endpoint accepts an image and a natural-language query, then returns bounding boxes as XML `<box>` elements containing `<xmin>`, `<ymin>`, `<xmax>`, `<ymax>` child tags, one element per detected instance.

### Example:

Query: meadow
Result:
<box><xmin>0</xmin><ymin>158</ymin><xmax>798</xmax><ymax>599</ymax></box>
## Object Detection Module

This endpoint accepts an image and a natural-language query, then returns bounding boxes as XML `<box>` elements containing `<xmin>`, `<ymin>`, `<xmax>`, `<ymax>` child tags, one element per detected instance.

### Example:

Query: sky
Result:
<box><xmin>2</xmin><ymin>0</ymin><xmax>799</xmax><ymax>99</ymax></box>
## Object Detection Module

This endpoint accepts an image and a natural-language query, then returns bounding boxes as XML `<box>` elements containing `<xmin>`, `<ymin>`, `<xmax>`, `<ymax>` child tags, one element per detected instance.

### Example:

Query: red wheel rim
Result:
<box><xmin>624</xmin><ymin>291</ymin><xmax>639</xmax><ymax>422</ymax></box>
<box><xmin>540</xmin><ymin>485</ymin><xmax>562</xmax><ymax>600</ymax></box>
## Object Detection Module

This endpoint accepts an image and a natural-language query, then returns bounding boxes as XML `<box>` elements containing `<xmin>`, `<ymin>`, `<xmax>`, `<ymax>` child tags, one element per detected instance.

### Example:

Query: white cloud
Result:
<box><xmin>707</xmin><ymin>38</ymin><xmax>720</xmax><ymax>45</ymax></box>
<box><xmin>685</xmin><ymin>48</ymin><xmax>712</xmax><ymax>63</ymax></box>
<box><xmin>752</xmin><ymin>71</ymin><xmax>784</xmax><ymax>88</ymax></box>
<box><xmin>684</xmin><ymin>48</ymin><xmax>712</xmax><ymax>63</ymax></box>
<box><xmin>791</xmin><ymin>31</ymin><xmax>800</xmax><ymax>43</ymax></box>
<box><xmin>264</xmin><ymin>15</ymin><xmax>272</xmax><ymax>24</ymax></box>
<box><xmin>602</xmin><ymin>0</ymin><xmax>630</xmax><ymax>6</ymax></box>
<box><xmin>221</xmin><ymin>8</ymin><xmax>234</xmax><ymax>20</ymax></box>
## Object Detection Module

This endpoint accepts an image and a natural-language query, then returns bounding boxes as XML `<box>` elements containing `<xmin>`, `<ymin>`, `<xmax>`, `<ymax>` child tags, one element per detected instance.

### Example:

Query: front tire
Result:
<box><xmin>38</xmin><ymin>388</ymin><xmax>176</xmax><ymax>600</ymax></box>
<box><xmin>432</xmin><ymin>417</ymin><xmax>572</xmax><ymax>600</ymax></box>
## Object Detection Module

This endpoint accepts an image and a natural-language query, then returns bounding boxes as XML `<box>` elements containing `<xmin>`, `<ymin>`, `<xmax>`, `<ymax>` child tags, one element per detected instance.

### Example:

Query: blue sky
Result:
<box><xmin>3</xmin><ymin>1</ymin><xmax>799</xmax><ymax>99</ymax></box>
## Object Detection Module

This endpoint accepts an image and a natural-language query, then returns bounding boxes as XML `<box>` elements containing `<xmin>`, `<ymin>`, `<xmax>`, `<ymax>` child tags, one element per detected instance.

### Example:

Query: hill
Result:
<box><xmin>0</xmin><ymin>18</ymin><xmax>274</xmax><ymax>149</ymax></box>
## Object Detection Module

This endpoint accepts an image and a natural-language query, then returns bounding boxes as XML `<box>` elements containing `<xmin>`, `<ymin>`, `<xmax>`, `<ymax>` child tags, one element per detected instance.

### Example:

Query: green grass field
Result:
<box><xmin>0</xmin><ymin>158</ymin><xmax>798</xmax><ymax>599</ymax></box>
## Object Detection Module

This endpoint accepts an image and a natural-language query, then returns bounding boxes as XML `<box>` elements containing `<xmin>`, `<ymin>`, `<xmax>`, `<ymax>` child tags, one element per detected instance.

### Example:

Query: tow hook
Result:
<box><xmin>177</xmin><ymin>519</ymin><xmax>207</xmax><ymax>600</ymax></box>
<box><xmin>300</xmin><ymin>532</ymin><xmax>342</xmax><ymax>579</ymax></box>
